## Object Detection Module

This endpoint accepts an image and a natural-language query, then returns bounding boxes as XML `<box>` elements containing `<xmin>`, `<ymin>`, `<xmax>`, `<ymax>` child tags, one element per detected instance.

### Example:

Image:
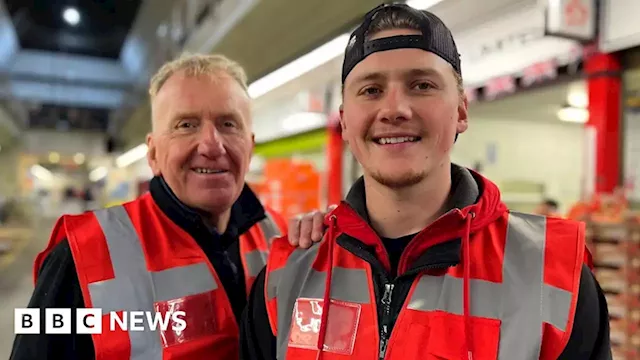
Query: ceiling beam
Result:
<box><xmin>0</xmin><ymin>79</ymin><xmax>128</xmax><ymax>109</ymax></box>
<box><xmin>9</xmin><ymin>50</ymin><xmax>132</xmax><ymax>88</ymax></box>
<box><xmin>119</xmin><ymin>0</ymin><xmax>176</xmax><ymax>92</ymax></box>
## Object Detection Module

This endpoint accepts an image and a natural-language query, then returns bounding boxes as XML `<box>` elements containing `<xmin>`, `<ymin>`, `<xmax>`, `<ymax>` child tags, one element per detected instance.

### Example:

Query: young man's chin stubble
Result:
<box><xmin>370</xmin><ymin>170</ymin><xmax>425</xmax><ymax>189</ymax></box>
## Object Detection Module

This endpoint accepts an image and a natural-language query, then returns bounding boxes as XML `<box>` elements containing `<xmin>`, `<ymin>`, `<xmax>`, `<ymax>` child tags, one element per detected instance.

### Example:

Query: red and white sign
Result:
<box><xmin>288</xmin><ymin>298</ymin><xmax>361</xmax><ymax>355</ymax></box>
<box><xmin>545</xmin><ymin>0</ymin><xmax>596</xmax><ymax>41</ymax></box>
<box><xmin>484</xmin><ymin>75</ymin><xmax>516</xmax><ymax>100</ymax></box>
<box><xmin>521</xmin><ymin>59</ymin><xmax>558</xmax><ymax>87</ymax></box>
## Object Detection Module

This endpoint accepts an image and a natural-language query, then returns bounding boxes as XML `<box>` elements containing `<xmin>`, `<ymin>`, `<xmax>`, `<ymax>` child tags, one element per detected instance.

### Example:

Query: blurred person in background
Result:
<box><xmin>58</xmin><ymin>186</ymin><xmax>83</xmax><ymax>215</ymax></box>
<box><xmin>11</xmin><ymin>54</ymin><xmax>327</xmax><ymax>360</ymax></box>
<box><xmin>241</xmin><ymin>3</ymin><xmax>611</xmax><ymax>360</ymax></box>
<box><xmin>534</xmin><ymin>198</ymin><xmax>561</xmax><ymax>217</ymax></box>
<box><xmin>81</xmin><ymin>185</ymin><xmax>94</xmax><ymax>211</ymax></box>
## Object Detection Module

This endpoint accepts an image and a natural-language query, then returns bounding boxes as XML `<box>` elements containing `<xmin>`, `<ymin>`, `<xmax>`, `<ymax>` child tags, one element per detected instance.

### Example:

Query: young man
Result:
<box><xmin>11</xmin><ymin>54</ymin><xmax>325</xmax><ymax>360</ymax></box>
<box><xmin>241</xmin><ymin>3</ymin><xmax>611</xmax><ymax>360</ymax></box>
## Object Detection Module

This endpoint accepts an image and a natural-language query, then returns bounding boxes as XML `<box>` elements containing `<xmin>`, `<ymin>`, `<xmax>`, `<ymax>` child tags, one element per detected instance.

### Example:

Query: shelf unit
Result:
<box><xmin>586</xmin><ymin>221</ymin><xmax>640</xmax><ymax>360</ymax></box>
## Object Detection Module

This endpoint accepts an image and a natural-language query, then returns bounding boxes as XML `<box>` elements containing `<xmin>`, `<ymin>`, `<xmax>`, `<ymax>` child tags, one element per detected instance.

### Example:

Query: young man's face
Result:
<box><xmin>147</xmin><ymin>70</ymin><xmax>254</xmax><ymax>214</ymax></box>
<box><xmin>341</xmin><ymin>29</ymin><xmax>468</xmax><ymax>188</ymax></box>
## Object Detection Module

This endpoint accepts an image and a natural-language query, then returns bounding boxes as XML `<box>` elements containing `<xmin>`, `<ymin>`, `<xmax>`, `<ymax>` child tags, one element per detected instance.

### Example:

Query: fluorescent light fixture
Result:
<box><xmin>73</xmin><ymin>153</ymin><xmax>85</xmax><ymax>165</ymax></box>
<box><xmin>567</xmin><ymin>90</ymin><xmax>588</xmax><ymax>108</ymax></box>
<box><xmin>405</xmin><ymin>0</ymin><xmax>445</xmax><ymax>9</ymax></box>
<box><xmin>89</xmin><ymin>166</ymin><xmax>108</xmax><ymax>182</ymax></box>
<box><xmin>63</xmin><ymin>7</ymin><xmax>80</xmax><ymax>26</ymax></box>
<box><xmin>49</xmin><ymin>152</ymin><xmax>60</xmax><ymax>163</ymax></box>
<box><xmin>557</xmin><ymin>106</ymin><xmax>588</xmax><ymax>123</ymax></box>
<box><xmin>116</xmin><ymin>144</ymin><xmax>148</xmax><ymax>168</ymax></box>
<box><xmin>31</xmin><ymin>164</ymin><xmax>53</xmax><ymax>181</ymax></box>
<box><xmin>281</xmin><ymin>112</ymin><xmax>327</xmax><ymax>133</ymax></box>
<box><xmin>246</xmin><ymin>0</ymin><xmax>445</xmax><ymax>101</ymax></box>
<box><xmin>248</xmin><ymin>34</ymin><xmax>350</xmax><ymax>99</ymax></box>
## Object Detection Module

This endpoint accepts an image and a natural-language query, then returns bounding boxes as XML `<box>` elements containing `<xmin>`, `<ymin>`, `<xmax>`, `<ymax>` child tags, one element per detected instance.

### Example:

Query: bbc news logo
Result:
<box><xmin>14</xmin><ymin>309</ymin><xmax>187</xmax><ymax>334</ymax></box>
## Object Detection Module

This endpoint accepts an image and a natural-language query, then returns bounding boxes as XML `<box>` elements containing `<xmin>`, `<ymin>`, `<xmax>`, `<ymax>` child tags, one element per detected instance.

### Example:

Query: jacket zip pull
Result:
<box><xmin>379</xmin><ymin>283</ymin><xmax>395</xmax><ymax>360</ymax></box>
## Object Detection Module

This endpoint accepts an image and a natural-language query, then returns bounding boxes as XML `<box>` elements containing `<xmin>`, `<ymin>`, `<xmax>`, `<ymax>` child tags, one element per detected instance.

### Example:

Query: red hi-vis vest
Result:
<box><xmin>33</xmin><ymin>192</ymin><xmax>286</xmax><ymax>360</ymax></box>
<box><xmin>265</xmin><ymin>211</ymin><xmax>585</xmax><ymax>360</ymax></box>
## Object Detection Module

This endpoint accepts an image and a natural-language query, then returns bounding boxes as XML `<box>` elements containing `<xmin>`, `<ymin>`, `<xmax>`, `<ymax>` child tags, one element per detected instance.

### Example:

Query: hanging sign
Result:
<box><xmin>545</xmin><ymin>0</ymin><xmax>597</xmax><ymax>42</ymax></box>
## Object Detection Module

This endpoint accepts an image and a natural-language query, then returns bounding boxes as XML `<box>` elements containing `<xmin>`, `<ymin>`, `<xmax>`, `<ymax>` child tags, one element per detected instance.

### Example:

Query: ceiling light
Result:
<box><xmin>31</xmin><ymin>164</ymin><xmax>53</xmax><ymax>182</ymax></box>
<box><xmin>49</xmin><ymin>152</ymin><xmax>60</xmax><ymax>163</ymax></box>
<box><xmin>246</xmin><ymin>1</ymin><xmax>444</xmax><ymax>100</ymax></box>
<box><xmin>248</xmin><ymin>34</ymin><xmax>350</xmax><ymax>99</ymax></box>
<box><xmin>63</xmin><ymin>7</ymin><xmax>81</xmax><ymax>26</ymax></box>
<box><xmin>74</xmin><ymin>153</ymin><xmax>85</xmax><ymax>165</ymax></box>
<box><xmin>567</xmin><ymin>91</ymin><xmax>588</xmax><ymax>108</ymax></box>
<box><xmin>557</xmin><ymin>106</ymin><xmax>589</xmax><ymax>123</ymax></box>
<box><xmin>116</xmin><ymin>144</ymin><xmax>148</xmax><ymax>168</ymax></box>
<box><xmin>89</xmin><ymin>166</ymin><xmax>108</xmax><ymax>182</ymax></box>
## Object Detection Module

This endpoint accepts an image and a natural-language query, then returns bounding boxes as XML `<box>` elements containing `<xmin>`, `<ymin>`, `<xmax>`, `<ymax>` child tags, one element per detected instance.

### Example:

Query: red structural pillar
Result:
<box><xmin>326</xmin><ymin>113</ymin><xmax>343</xmax><ymax>206</ymax></box>
<box><xmin>585</xmin><ymin>52</ymin><xmax>621</xmax><ymax>194</ymax></box>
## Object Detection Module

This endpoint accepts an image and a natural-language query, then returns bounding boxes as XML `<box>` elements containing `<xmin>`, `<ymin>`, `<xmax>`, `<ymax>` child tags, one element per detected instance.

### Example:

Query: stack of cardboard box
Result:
<box><xmin>587</xmin><ymin>222</ymin><xmax>640</xmax><ymax>360</ymax></box>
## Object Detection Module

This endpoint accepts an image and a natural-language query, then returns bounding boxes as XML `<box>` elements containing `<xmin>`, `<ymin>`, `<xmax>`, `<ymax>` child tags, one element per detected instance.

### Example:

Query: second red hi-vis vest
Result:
<box><xmin>33</xmin><ymin>192</ymin><xmax>285</xmax><ymax>360</ymax></box>
<box><xmin>264</xmin><ymin>211</ymin><xmax>586</xmax><ymax>360</ymax></box>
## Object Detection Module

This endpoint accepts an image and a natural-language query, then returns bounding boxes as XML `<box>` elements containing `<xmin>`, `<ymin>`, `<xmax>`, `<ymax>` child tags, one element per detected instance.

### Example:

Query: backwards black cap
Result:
<box><xmin>341</xmin><ymin>3</ymin><xmax>461</xmax><ymax>84</ymax></box>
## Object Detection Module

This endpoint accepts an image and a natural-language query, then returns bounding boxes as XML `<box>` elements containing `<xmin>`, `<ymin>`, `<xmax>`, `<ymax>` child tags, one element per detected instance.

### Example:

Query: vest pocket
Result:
<box><xmin>426</xmin><ymin>312</ymin><xmax>500</xmax><ymax>359</ymax></box>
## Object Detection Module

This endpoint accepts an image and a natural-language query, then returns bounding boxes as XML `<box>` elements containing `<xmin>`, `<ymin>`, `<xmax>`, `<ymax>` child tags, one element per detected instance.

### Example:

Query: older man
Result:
<box><xmin>10</xmin><ymin>54</ymin><xmax>326</xmax><ymax>360</ymax></box>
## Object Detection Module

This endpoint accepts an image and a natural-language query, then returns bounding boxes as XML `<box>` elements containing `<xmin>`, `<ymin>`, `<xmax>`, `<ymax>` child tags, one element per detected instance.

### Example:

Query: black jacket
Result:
<box><xmin>240</xmin><ymin>166</ymin><xmax>612</xmax><ymax>360</ymax></box>
<box><xmin>10</xmin><ymin>176</ymin><xmax>268</xmax><ymax>360</ymax></box>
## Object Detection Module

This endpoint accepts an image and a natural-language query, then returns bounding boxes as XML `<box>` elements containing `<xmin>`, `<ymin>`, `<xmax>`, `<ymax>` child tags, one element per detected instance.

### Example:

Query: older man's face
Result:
<box><xmin>147</xmin><ymin>70</ymin><xmax>254</xmax><ymax>215</ymax></box>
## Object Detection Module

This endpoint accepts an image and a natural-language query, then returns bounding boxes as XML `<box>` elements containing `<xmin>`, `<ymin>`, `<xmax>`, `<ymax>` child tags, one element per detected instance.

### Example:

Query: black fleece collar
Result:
<box><xmin>149</xmin><ymin>176</ymin><xmax>266</xmax><ymax>248</ymax></box>
<box><xmin>342</xmin><ymin>164</ymin><xmax>483</xmax><ymax>269</ymax></box>
<box><xmin>345</xmin><ymin>163</ymin><xmax>481</xmax><ymax>222</ymax></box>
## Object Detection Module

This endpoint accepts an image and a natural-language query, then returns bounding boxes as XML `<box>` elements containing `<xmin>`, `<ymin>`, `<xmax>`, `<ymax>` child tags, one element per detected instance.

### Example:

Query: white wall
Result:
<box><xmin>624</xmin><ymin>110</ymin><xmax>640</xmax><ymax>201</ymax></box>
<box><xmin>452</xmin><ymin>117</ymin><xmax>584</xmax><ymax>211</ymax></box>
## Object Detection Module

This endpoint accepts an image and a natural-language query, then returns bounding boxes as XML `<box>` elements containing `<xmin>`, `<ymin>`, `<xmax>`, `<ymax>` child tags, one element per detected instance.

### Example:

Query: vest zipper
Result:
<box><xmin>337</xmin><ymin>237</ymin><xmax>459</xmax><ymax>359</ymax></box>
<box><xmin>378</xmin><ymin>283</ymin><xmax>395</xmax><ymax>360</ymax></box>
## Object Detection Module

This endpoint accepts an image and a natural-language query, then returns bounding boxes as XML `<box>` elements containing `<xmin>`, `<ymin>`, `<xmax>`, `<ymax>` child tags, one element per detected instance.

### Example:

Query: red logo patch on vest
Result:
<box><xmin>288</xmin><ymin>298</ymin><xmax>361</xmax><ymax>355</ymax></box>
<box><xmin>155</xmin><ymin>292</ymin><xmax>216</xmax><ymax>347</ymax></box>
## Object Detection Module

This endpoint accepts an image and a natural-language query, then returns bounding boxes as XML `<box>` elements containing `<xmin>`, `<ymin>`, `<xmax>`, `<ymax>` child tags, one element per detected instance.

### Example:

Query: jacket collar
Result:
<box><xmin>335</xmin><ymin>164</ymin><xmax>501</xmax><ymax>272</ymax></box>
<box><xmin>345</xmin><ymin>163</ymin><xmax>480</xmax><ymax>221</ymax></box>
<box><xmin>149</xmin><ymin>176</ymin><xmax>266</xmax><ymax>241</ymax></box>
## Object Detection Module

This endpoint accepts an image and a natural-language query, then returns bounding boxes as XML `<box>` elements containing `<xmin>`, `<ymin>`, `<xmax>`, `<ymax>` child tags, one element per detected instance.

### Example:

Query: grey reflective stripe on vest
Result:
<box><xmin>408</xmin><ymin>212</ymin><xmax>573</xmax><ymax>359</ymax></box>
<box><xmin>88</xmin><ymin>206</ymin><xmax>217</xmax><ymax>360</ymax></box>
<box><xmin>244</xmin><ymin>212</ymin><xmax>283</xmax><ymax>278</ymax></box>
<box><xmin>269</xmin><ymin>212</ymin><xmax>576</xmax><ymax>360</ymax></box>
<box><xmin>260</xmin><ymin>211</ymin><xmax>282</xmax><ymax>244</ymax></box>
<box><xmin>245</xmin><ymin>249</ymin><xmax>269</xmax><ymax>278</ymax></box>
<box><xmin>268</xmin><ymin>244</ymin><xmax>371</xmax><ymax>360</ymax></box>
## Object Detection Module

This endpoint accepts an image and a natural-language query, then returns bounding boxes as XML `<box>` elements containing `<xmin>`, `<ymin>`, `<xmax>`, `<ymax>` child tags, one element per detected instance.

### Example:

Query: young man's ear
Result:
<box><xmin>456</xmin><ymin>94</ymin><xmax>469</xmax><ymax>135</ymax></box>
<box><xmin>339</xmin><ymin>104</ymin><xmax>348</xmax><ymax>140</ymax></box>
